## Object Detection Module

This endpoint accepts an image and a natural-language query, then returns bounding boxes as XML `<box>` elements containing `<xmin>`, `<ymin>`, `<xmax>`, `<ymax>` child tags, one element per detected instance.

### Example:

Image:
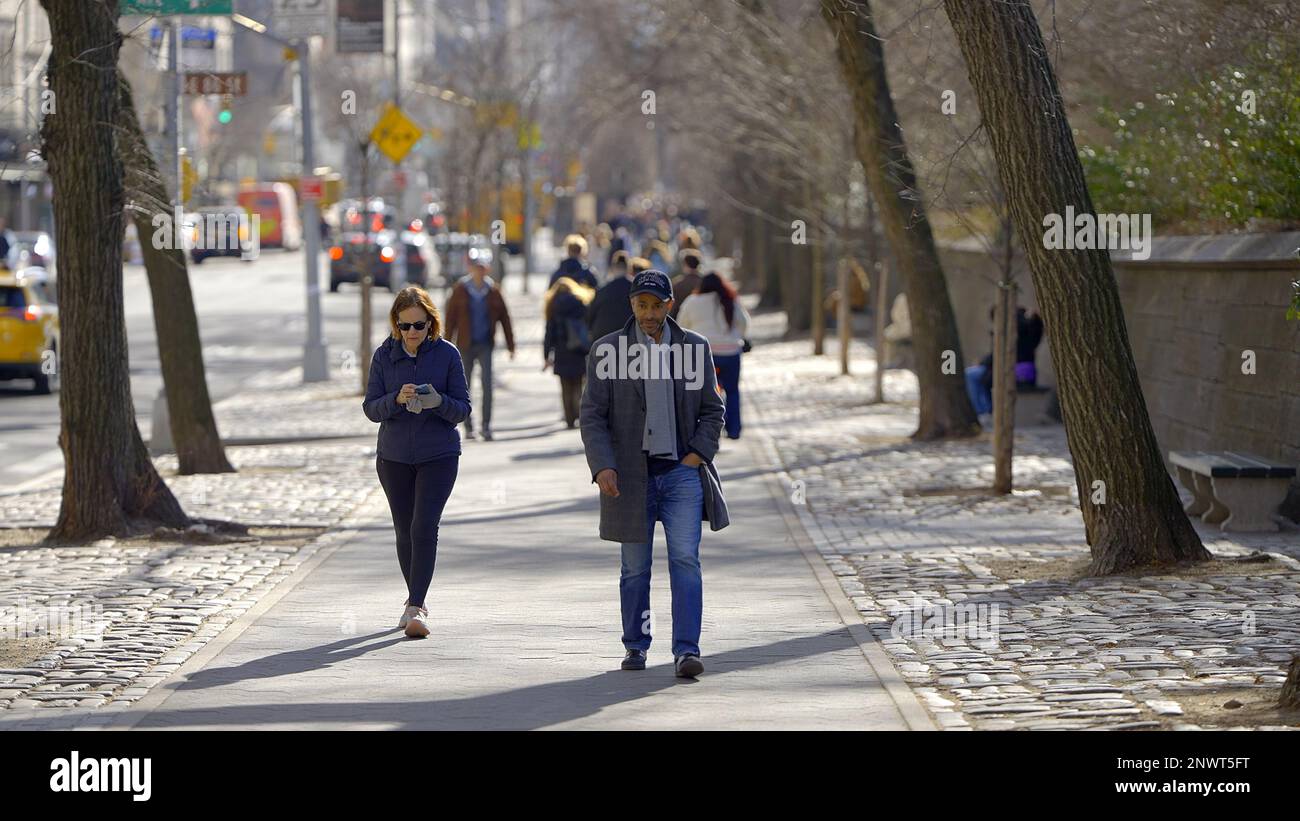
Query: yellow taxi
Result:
<box><xmin>0</xmin><ymin>270</ymin><xmax>59</xmax><ymax>393</ymax></box>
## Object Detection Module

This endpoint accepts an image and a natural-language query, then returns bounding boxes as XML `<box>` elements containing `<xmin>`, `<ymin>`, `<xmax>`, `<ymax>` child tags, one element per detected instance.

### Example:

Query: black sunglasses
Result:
<box><xmin>397</xmin><ymin>321</ymin><xmax>429</xmax><ymax>332</ymax></box>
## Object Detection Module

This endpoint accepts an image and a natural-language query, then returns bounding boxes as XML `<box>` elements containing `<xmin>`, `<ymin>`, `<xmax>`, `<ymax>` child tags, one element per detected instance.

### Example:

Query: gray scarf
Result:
<box><xmin>635</xmin><ymin>320</ymin><xmax>678</xmax><ymax>461</ymax></box>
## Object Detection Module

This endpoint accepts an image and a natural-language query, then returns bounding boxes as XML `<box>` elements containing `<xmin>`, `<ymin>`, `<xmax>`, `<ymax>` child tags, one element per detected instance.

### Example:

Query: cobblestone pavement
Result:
<box><xmin>742</xmin><ymin>301</ymin><xmax>1300</xmax><ymax>730</ymax></box>
<box><xmin>0</xmin><ymin>384</ymin><xmax>383</xmax><ymax>711</ymax></box>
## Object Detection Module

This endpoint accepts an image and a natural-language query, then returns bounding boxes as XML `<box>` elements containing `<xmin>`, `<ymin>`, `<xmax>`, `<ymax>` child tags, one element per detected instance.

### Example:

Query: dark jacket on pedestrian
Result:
<box><xmin>543</xmin><ymin>291</ymin><xmax>590</xmax><ymax>379</ymax></box>
<box><xmin>585</xmin><ymin>275</ymin><xmax>633</xmax><ymax>341</ymax></box>
<box><xmin>550</xmin><ymin>257</ymin><xmax>598</xmax><ymax>290</ymax></box>
<box><xmin>580</xmin><ymin>314</ymin><xmax>727</xmax><ymax>542</ymax></box>
<box><xmin>364</xmin><ymin>335</ymin><xmax>471</xmax><ymax>463</ymax></box>
<box><xmin>670</xmin><ymin>270</ymin><xmax>701</xmax><ymax>318</ymax></box>
<box><xmin>443</xmin><ymin>276</ymin><xmax>516</xmax><ymax>354</ymax></box>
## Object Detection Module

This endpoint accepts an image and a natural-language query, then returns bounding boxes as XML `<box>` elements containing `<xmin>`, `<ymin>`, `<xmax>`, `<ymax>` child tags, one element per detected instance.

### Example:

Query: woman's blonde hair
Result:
<box><xmin>543</xmin><ymin>276</ymin><xmax>596</xmax><ymax>320</ymax></box>
<box><xmin>563</xmin><ymin>233</ymin><xmax>588</xmax><ymax>256</ymax></box>
<box><xmin>389</xmin><ymin>286</ymin><xmax>442</xmax><ymax>341</ymax></box>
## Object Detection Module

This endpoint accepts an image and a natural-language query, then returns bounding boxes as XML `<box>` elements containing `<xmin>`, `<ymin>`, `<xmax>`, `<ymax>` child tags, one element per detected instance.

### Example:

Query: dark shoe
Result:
<box><xmin>482</xmin><ymin>429</ymin><xmax>494</xmax><ymax>441</ymax></box>
<box><xmin>674</xmin><ymin>654</ymin><xmax>704</xmax><ymax>678</ymax></box>
<box><xmin>621</xmin><ymin>649</ymin><xmax>647</xmax><ymax>671</ymax></box>
<box><xmin>464</xmin><ymin>429</ymin><xmax>477</xmax><ymax>440</ymax></box>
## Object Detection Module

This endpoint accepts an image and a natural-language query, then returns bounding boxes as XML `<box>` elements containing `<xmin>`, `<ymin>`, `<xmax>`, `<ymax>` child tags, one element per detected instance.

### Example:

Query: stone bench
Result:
<box><xmin>1013</xmin><ymin>384</ymin><xmax>1060</xmax><ymax>427</ymax></box>
<box><xmin>1169</xmin><ymin>451</ymin><xmax>1296</xmax><ymax>533</ymax></box>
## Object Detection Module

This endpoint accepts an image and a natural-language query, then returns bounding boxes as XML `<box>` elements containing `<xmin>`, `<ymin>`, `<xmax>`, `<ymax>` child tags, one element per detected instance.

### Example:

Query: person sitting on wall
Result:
<box><xmin>964</xmin><ymin>305</ymin><xmax>1046</xmax><ymax>425</ymax></box>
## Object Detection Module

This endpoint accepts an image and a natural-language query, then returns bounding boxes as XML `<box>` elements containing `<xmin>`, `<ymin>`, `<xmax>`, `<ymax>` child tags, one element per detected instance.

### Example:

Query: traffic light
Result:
<box><xmin>218</xmin><ymin>94</ymin><xmax>233</xmax><ymax>125</ymax></box>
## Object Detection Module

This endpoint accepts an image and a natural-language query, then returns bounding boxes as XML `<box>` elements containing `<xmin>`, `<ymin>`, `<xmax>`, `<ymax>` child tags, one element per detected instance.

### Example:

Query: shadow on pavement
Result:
<box><xmin>127</xmin><ymin>628</ymin><xmax>868</xmax><ymax>730</ymax></box>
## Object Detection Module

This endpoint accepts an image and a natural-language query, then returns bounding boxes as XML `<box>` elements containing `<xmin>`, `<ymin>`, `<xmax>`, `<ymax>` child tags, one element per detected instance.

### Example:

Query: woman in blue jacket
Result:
<box><xmin>364</xmin><ymin>286</ymin><xmax>471</xmax><ymax>638</ymax></box>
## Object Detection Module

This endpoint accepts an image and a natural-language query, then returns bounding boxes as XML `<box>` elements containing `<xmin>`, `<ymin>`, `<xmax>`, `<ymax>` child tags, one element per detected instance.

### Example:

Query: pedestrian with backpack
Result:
<box><xmin>543</xmin><ymin>276</ymin><xmax>596</xmax><ymax>428</ymax></box>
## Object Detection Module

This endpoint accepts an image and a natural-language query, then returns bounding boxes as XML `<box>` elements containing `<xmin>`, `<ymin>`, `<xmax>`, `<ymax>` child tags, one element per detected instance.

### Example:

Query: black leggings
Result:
<box><xmin>376</xmin><ymin>454</ymin><xmax>459</xmax><ymax>608</ymax></box>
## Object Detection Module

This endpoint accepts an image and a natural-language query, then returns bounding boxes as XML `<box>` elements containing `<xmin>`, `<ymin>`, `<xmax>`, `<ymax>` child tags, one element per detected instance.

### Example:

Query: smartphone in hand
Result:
<box><xmin>415</xmin><ymin>384</ymin><xmax>433</xmax><ymax>395</ymax></box>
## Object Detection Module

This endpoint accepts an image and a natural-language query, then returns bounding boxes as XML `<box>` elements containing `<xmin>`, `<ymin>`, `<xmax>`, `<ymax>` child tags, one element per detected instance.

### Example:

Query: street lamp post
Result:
<box><xmin>297</xmin><ymin>41</ymin><xmax>329</xmax><ymax>383</ymax></box>
<box><xmin>231</xmin><ymin>13</ymin><xmax>329</xmax><ymax>383</ymax></box>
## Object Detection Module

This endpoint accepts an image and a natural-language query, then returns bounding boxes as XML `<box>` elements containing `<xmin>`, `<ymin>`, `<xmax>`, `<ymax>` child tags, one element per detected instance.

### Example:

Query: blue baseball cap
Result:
<box><xmin>629</xmin><ymin>269</ymin><xmax>673</xmax><ymax>301</ymax></box>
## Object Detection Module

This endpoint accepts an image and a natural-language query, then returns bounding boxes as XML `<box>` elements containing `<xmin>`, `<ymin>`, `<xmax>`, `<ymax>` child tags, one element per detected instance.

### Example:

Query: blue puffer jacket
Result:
<box><xmin>363</xmin><ymin>335</ymin><xmax>471</xmax><ymax>463</ymax></box>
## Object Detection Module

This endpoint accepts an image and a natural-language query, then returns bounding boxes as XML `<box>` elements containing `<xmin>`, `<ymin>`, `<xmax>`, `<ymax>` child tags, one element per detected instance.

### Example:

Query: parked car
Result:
<box><xmin>328</xmin><ymin>200</ymin><xmax>428</xmax><ymax>291</ymax></box>
<box><xmin>423</xmin><ymin>202</ymin><xmax>447</xmax><ymax>234</ymax></box>
<box><xmin>188</xmin><ymin>206</ymin><xmax>248</xmax><ymax>263</ymax></box>
<box><xmin>7</xmin><ymin>231</ymin><xmax>55</xmax><ymax>275</ymax></box>
<box><xmin>399</xmin><ymin>218</ymin><xmax>428</xmax><ymax>287</ymax></box>
<box><xmin>430</xmin><ymin>232</ymin><xmax>492</xmax><ymax>288</ymax></box>
<box><xmin>0</xmin><ymin>273</ymin><xmax>59</xmax><ymax>394</ymax></box>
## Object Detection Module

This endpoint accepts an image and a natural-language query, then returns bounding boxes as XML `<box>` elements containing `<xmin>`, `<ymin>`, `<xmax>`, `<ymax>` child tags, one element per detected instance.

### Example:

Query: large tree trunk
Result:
<box><xmin>821</xmin><ymin>0</ymin><xmax>978</xmax><ymax>441</ymax></box>
<box><xmin>942</xmin><ymin>0</ymin><xmax>1209</xmax><ymax>574</ymax></box>
<box><xmin>118</xmin><ymin>73</ymin><xmax>234</xmax><ymax>476</ymax></box>
<box><xmin>41</xmin><ymin>0</ymin><xmax>188</xmax><ymax>542</ymax></box>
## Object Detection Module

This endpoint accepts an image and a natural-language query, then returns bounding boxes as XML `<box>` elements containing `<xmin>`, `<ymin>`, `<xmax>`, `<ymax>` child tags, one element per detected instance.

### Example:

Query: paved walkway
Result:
<box><xmin>0</xmin><ymin>274</ymin><xmax>928</xmax><ymax>731</ymax></box>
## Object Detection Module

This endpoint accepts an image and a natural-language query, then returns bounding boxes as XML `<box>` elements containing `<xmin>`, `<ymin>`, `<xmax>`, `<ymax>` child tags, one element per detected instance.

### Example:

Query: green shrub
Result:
<box><xmin>1079</xmin><ymin>42</ymin><xmax>1300</xmax><ymax>231</ymax></box>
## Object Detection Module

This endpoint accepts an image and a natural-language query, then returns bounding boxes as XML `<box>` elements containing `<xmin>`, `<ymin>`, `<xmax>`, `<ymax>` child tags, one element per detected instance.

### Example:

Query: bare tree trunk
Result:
<box><xmin>41</xmin><ymin>0</ymin><xmax>188</xmax><ymax>542</ymax></box>
<box><xmin>822</xmin><ymin>0</ymin><xmax>978</xmax><ymax>441</ymax></box>
<box><xmin>838</xmin><ymin>258</ymin><xmax>851</xmax><ymax>374</ymax></box>
<box><xmin>781</xmin><ymin>235</ymin><xmax>812</xmax><ymax>334</ymax></box>
<box><xmin>943</xmin><ymin>0</ymin><xmax>1209</xmax><ymax>573</ymax></box>
<box><xmin>1280</xmin><ymin>657</ymin><xmax>1300</xmax><ymax>710</ymax></box>
<box><xmin>992</xmin><ymin>281</ymin><xmax>1016</xmax><ymax>493</ymax></box>
<box><xmin>118</xmin><ymin>74</ymin><xmax>234</xmax><ymax>476</ymax></box>
<box><xmin>808</xmin><ymin>182</ymin><xmax>826</xmax><ymax>354</ymax></box>
<box><xmin>872</xmin><ymin>260</ymin><xmax>887</xmax><ymax>403</ymax></box>
<box><xmin>740</xmin><ymin>207</ymin><xmax>760</xmax><ymax>294</ymax></box>
<box><xmin>757</xmin><ymin>211</ymin><xmax>781</xmax><ymax>309</ymax></box>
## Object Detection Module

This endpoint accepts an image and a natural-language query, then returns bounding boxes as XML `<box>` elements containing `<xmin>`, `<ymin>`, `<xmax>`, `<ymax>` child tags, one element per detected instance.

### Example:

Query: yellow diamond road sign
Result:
<box><xmin>370</xmin><ymin>104</ymin><xmax>424</xmax><ymax>163</ymax></box>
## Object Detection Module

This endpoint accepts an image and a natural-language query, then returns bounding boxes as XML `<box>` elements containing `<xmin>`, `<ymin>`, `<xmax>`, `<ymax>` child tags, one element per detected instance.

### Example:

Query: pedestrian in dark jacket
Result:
<box><xmin>363</xmin><ymin>286</ymin><xmax>470</xmax><ymax>638</ymax></box>
<box><xmin>585</xmin><ymin>253</ymin><xmax>633</xmax><ymax>341</ymax></box>
<box><xmin>580</xmin><ymin>269</ymin><xmax>726</xmax><ymax>680</ymax></box>
<box><xmin>549</xmin><ymin>233</ymin><xmax>599</xmax><ymax>289</ymax></box>
<box><xmin>670</xmin><ymin>249</ymin><xmax>703</xmax><ymax>319</ymax></box>
<box><xmin>543</xmin><ymin>275</ymin><xmax>596</xmax><ymax>428</ymax></box>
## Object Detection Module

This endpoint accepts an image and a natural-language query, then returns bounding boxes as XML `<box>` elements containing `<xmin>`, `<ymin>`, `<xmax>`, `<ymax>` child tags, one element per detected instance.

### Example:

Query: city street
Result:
<box><xmin>1</xmin><ymin>248</ymin><xmax>399</xmax><ymax>491</ymax></box>
<box><xmin>2</xmin><ymin>0</ymin><xmax>1298</xmax><ymax>774</ymax></box>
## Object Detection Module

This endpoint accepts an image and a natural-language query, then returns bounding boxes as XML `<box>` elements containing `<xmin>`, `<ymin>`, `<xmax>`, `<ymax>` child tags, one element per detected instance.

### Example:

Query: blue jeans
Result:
<box><xmin>462</xmin><ymin>342</ymin><xmax>493</xmax><ymax>433</ymax></box>
<box><xmin>714</xmin><ymin>353</ymin><xmax>742</xmax><ymax>438</ymax></box>
<box><xmin>964</xmin><ymin>364</ymin><xmax>992</xmax><ymax>414</ymax></box>
<box><xmin>620</xmin><ymin>462</ymin><xmax>704</xmax><ymax>657</ymax></box>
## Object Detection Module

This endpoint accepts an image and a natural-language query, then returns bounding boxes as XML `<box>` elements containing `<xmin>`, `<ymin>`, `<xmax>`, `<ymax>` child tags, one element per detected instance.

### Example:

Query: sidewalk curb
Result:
<box><xmin>83</xmin><ymin>491</ymin><xmax>387</xmax><ymax>732</ymax></box>
<box><xmin>742</xmin><ymin>391</ymin><xmax>938</xmax><ymax>732</ymax></box>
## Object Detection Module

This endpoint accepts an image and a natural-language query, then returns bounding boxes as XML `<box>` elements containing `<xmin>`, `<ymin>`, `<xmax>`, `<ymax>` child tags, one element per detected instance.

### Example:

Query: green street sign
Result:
<box><xmin>122</xmin><ymin>1</ymin><xmax>233</xmax><ymax>14</ymax></box>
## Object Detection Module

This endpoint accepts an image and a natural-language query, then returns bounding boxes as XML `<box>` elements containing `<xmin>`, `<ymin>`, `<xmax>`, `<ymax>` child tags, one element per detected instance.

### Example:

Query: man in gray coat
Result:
<box><xmin>580</xmin><ymin>269</ymin><xmax>726</xmax><ymax>678</ymax></box>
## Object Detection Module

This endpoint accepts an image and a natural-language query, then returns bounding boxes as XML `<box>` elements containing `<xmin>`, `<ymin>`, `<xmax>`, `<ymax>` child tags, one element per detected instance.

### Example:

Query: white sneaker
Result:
<box><xmin>403</xmin><ymin>605</ymin><xmax>430</xmax><ymax>638</ymax></box>
<box><xmin>398</xmin><ymin>599</ymin><xmax>412</xmax><ymax>629</ymax></box>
